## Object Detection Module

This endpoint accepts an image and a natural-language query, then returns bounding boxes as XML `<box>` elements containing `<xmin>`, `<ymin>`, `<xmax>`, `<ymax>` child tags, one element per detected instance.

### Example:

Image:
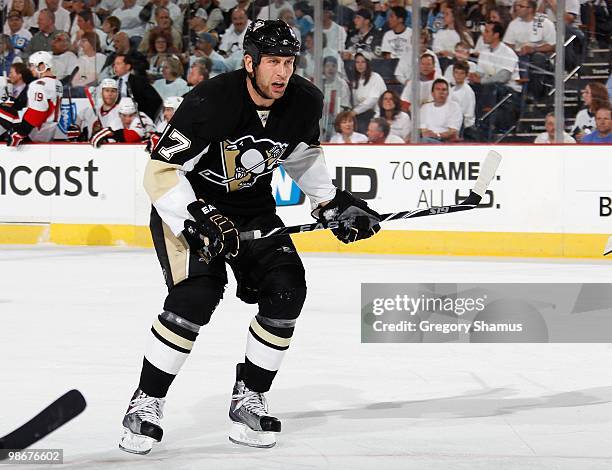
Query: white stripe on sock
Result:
<box><xmin>245</xmin><ymin>330</ymin><xmax>286</xmax><ymax>371</ymax></box>
<box><xmin>145</xmin><ymin>330</ymin><xmax>189</xmax><ymax>375</ymax></box>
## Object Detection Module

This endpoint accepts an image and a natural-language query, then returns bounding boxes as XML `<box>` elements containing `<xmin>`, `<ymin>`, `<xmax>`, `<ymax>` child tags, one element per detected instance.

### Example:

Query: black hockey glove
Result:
<box><xmin>183</xmin><ymin>200</ymin><xmax>240</xmax><ymax>264</ymax></box>
<box><xmin>313</xmin><ymin>190</ymin><xmax>381</xmax><ymax>244</ymax></box>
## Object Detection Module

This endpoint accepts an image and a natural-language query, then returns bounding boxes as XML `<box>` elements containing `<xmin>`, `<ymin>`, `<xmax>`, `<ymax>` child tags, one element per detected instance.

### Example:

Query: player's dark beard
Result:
<box><xmin>248</xmin><ymin>68</ymin><xmax>274</xmax><ymax>101</ymax></box>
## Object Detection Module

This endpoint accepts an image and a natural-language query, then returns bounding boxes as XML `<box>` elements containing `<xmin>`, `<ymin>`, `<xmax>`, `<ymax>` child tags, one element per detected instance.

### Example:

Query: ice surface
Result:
<box><xmin>1</xmin><ymin>246</ymin><xmax>611</xmax><ymax>469</ymax></box>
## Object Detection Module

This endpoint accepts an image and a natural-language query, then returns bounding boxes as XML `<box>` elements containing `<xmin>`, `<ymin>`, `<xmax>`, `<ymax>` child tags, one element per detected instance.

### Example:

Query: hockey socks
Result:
<box><xmin>243</xmin><ymin>314</ymin><xmax>296</xmax><ymax>392</ymax></box>
<box><xmin>139</xmin><ymin>311</ymin><xmax>201</xmax><ymax>397</ymax></box>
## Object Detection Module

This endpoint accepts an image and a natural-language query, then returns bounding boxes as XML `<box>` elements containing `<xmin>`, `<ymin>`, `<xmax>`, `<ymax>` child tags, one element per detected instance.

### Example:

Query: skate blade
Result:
<box><xmin>119</xmin><ymin>427</ymin><xmax>155</xmax><ymax>455</ymax></box>
<box><xmin>229</xmin><ymin>422</ymin><xmax>277</xmax><ymax>448</ymax></box>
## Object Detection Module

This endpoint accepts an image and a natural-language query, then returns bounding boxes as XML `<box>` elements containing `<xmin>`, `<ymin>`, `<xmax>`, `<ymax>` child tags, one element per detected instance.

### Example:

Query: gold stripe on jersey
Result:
<box><xmin>152</xmin><ymin>318</ymin><xmax>195</xmax><ymax>351</ymax></box>
<box><xmin>250</xmin><ymin>317</ymin><xmax>292</xmax><ymax>348</ymax></box>
<box><xmin>161</xmin><ymin>220</ymin><xmax>189</xmax><ymax>286</ymax></box>
<box><xmin>144</xmin><ymin>159</ymin><xmax>183</xmax><ymax>203</ymax></box>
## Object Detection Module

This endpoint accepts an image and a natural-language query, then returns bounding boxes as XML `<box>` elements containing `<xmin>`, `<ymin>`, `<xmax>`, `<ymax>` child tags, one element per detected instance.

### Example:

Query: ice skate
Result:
<box><xmin>119</xmin><ymin>389</ymin><xmax>165</xmax><ymax>455</ymax></box>
<box><xmin>228</xmin><ymin>363</ymin><xmax>281</xmax><ymax>448</ymax></box>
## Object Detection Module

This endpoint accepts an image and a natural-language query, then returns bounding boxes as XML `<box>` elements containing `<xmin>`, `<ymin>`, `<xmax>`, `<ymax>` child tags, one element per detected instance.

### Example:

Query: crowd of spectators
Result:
<box><xmin>0</xmin><ymin>0</ymin><xmax>610</xmax><ymax>145</ymax></box>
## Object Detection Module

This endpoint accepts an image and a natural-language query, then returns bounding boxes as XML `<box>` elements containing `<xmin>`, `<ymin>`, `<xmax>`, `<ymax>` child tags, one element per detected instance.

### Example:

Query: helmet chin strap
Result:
<box><xmin>248</xmin><ymin>67</ymin><xmax>274</xmax><ymax>102</ymax></box>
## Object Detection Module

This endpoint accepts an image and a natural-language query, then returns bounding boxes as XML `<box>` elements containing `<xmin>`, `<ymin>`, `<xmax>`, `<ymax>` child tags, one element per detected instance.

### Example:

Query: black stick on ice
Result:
<box><xmin>239</xmin><ymin>150</ymin><xmax>503</xmax><ymax>241</ymax></box>
<box><xmin>0</xmin><ymin>389</ymin><xmax>86</xmax><ymax>460</ymax></box>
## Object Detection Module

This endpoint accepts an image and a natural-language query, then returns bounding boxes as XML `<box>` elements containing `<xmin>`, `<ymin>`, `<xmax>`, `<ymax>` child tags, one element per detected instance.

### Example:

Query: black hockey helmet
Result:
<box><xmin>243</xmin><ymin>19</ymin><xmax>301</xmax><ymax>67</ymax></box>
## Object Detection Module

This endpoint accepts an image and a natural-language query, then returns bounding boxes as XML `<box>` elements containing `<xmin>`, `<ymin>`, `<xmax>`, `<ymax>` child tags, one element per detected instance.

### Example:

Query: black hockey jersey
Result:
<box><xmin>145</xmin><ymin>68</ymin><xmax>337</xmax><ymax>236</ymax></box>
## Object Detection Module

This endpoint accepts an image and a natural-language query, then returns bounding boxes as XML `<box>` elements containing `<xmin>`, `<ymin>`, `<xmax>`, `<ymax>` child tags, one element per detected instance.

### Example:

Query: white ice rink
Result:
<box><xmin>1</xmin><ymin>246</ymin><xmax>612</xmax><ymax>470</ymax></box>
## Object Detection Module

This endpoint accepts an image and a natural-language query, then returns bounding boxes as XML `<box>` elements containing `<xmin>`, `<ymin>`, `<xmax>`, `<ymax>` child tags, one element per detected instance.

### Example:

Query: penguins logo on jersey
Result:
<box><xmin>200</xmin><ymin>135</ymin><xmax>289</xmax><ymax>192</ymax></box>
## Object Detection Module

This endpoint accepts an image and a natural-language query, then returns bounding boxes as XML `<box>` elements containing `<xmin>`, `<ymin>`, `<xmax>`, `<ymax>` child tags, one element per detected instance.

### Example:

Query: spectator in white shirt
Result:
<box><xmin>72</xmin><ymin>10</ymin><xmax>107</xmax><ymax>50</ymax></box>
<box><xmin>297</xmin><ymin>31</ymin><xmax>343</xmax><ymax>82</ymax></box>
<box><xmin>471</xmin><ymin>23</ymin><xmax>520</xmax><ymax>92</ymax></box>
<box><xmin>472</xmin><ymin>8</ymin><xmax>512</xmax><ymax>57</ymax></box>
<box><xmin>381</xmin><ymin>6</ymin><xmax>412</xmax><ymax>59</ymax></box>
<box><xmin>322</xmin><ymin>1</ymin><xmax>346</xmax><ymax>54</ymax></box>
<box><xmin>449</xmin><ymin>61</ymin><xmax>476</xmax><ymax>137</ymax></box>
<box><xmin>322</xmin><ymin>56</ymin><xmax>351</xmax><ymax>140</ymax></box>
<box><xmin>278</xmin><ymin>8</ymin><xmax>301</xmax><ymax>44</ymax></box>
<box><xmin>4</xmin><ymin>0</ymin><xmax>36</xmax><ymax>32</ymax></box>
<box><xmin>367</xmin><ymin>117</ymin><xmax>404</xmax><ymax>144</ymax></box>
<box><xmin>139</xmin><ymin>0</ymin><xmax>183</xmax><ymax>33</ymax></box>
<box><xmin>503</xmin><ymin>0</ymin><xmax>555</xmax><ymax>97</ymax></box>
<box><xmin>67</xmin><ymin>0</ymin><xmax>97</xmax><ymax>40</ymax></box>
<box><xmin>537</xmin><ymin>0</ymin><xmax>580</xmax><ymax>24</ymax></box>
<box><xmin>50</xmin><ymin>31</ymin><xmax>78</xmax><ymax>80</ymax></box>
<box><xmin>153</xmin><ymin>55</ymin><xmax>189</xmax><ymax>99</ymax></box>
<box><xmin>534</xmin><ymin>112</ymin><xmax>576</xmax><ymax>143</ymax></box>
<box><xmin>72</xmin><ymin>31</ymin><xmax>106</xmax><ymax>86</ymax></box>
<box><xmin>96</xmin><ymin>0</ymin><xmax>123</xmax><ymax>19</ymax></box>
<box><xmin>257</xmin><ymin>0</ymin><xmax>293</xmax><ymax>20</ymax></box>
<box><xmin>505</xmin><ymin>1</ymin><xmax>556</xmax><ymax>54</ymax></box>
<box><xmin>395</xmin><ymin>29</ymin><xmax>442</xmax><ymax>87</ymax></box>
<box><xmin>419</xmin><ymin>78</ymin><xmax>463</xmax><ymax>143</ymax></box>
<box><xmin>442</xmin><ymin>42</ymin><xmax>476</xmax><ymax>85</ymax></box>
<box><xmin>112</xmin><ymin>0</ymin><xmax>145</xmax><ymax>38</ymax></box>
<box><xmin>432</xmin><ymin>6</ymin><xmax>474</xmax><ymax>72</ymax></box>
<box><xmin>329</xmin><ymin>110</ymin><xmax>368</xmax><ymax>143</ymax></box>
<box><xmin>32</xmin><ymin>0</ymin><xmax>71</xmax><ymax>36</ymax></box>
<box><xmin>219</xmin><ymin>7</ymin><xmax>249</xmax><ymax>57</ymax></box>
<box><xmin>469</xmin><ymin>21</ymin><xmax>520</xmax><ymax>125</ymax></box>
<box><xmin>377</xmin><ymin>90</ymin><xmax>411</xmax><ymax>141</ymax></box>
<box><xmin>350</xmin><ymin>52</ymin><xmax>387</xmax><ymax>133</ymax></box>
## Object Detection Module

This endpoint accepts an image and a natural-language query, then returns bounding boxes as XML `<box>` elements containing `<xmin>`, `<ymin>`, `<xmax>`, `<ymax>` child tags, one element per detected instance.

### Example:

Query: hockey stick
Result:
<box><xmin>240</xmin><ymin>150</ymin><xmax>502</xmax><ymax>241</ymax></box>
<box><xmin>84</xmin><ymin>85</ymin><xmax>100</xmax><ymax>120</ymax></box>
<box><xmin>0</xmin><ymin>389</ymin><xmax>86</xmax><ymax>460</ymax></box>
<box><xmin>56</xmin><ymin>66</ymin><xmax>79</xmax><ymax>125</ymax></box>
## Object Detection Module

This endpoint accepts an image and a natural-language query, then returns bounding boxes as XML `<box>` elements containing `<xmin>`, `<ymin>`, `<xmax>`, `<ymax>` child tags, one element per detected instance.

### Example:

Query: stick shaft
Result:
<box><xmin>240</xmin><ymin>150</ymin><xmax>502</xmax><ymax>242</ymax></box>
<box><xmin>240</xmin><ymin>198</ymin><xmax>479</xmax><ymax>241</ymax></box>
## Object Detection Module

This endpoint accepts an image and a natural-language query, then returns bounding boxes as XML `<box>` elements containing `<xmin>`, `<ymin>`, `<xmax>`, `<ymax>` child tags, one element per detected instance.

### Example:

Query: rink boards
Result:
<box><xmin>0</xmin><ymin>143</ymin><xmax>609</xmax><ymax>259</ymax></box>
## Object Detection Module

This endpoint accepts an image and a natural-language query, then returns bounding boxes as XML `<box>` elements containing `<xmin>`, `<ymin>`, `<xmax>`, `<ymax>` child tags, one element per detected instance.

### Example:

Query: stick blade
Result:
<box><xmin>0</xmin><ymin>390</ymin><xmax>86</xmax><ymax>456</ymax></box>
<box><xmin>604</xmin><ymin>236</ymin><xmax>612</xmax><ymax>256</ymax></box>
<box><xmin>473</xmin><ymin>150</ymin><xmax>502</xmax><ymax>197</ymax></box>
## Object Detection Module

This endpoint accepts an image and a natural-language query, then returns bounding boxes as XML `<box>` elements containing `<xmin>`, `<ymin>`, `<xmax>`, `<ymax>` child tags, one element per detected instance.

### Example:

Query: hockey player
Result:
<box><xmin>118</xmin><ymin>19</ymin><xmax>381</xmax><ymax>455</ymax></box>
<box><xmin>77</xmin><ymin>78</ymin><xmax>121</xmax><ymax>140</ymax></box>
<box><xmin>156</xmin><ymin>96</ymin><xmax>183</xmax><ymax>133</ymax></box>
<box><xmin>91</xmin><ymin>97</ymin><xmax>155</xmax><ymax>147</ymax></box>
<box><xmin>6</xmin><ymin>51</ymin><xmax>63</xmax><ymax>146</ymax></box>
<box><xmin>146</xmin><ymin>95</ymin><xmax>184</xmax><ymax>153</ymax></box>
